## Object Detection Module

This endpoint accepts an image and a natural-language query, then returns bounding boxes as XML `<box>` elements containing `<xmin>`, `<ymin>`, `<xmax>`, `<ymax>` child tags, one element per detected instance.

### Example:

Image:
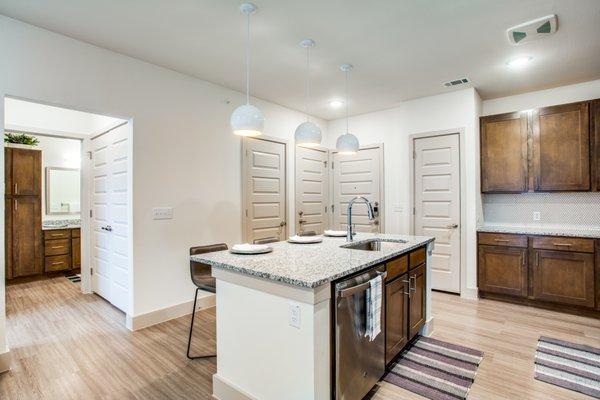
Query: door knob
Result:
<box><xmin>446</xmin><ymin>223</ymin><xmax>458</xmax><ymax>229</ymax></box>
<box><xmin>101</xmin><ymin>225</ymin><xmax>113</xmax><ymax>232</ymax></box>
<box><xmin>279</xmin><ymin>221</ymin><xmax>286</xmax><ymax>227</ymax></box>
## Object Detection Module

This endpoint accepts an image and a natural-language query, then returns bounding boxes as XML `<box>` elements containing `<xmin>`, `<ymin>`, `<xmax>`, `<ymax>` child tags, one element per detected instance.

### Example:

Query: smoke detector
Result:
<box><xmin>443</xmin><ymin>77</ymin><xmax>470</xmax><ymax>88</ymax></box>
<box><xmin>507</xmin><ymin>15</ymin><xmax>558</xmax><ymax>45</ymax></box>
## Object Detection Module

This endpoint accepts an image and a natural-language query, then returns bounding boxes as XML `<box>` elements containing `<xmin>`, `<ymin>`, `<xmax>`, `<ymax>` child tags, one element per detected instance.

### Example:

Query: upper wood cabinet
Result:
<box><xmin>592</xmin><ymin>100</ymin><xmax>600</xmax><ymax>191</ymax></box>
<box><xmin>480</xmin><ymin>99</ymin><xmax>597</xmax><ymax>193</ymax></box>
<box><xmin>533</xmin><ymin>102</ymin><xmax>590</xmax><ymax>191</ymax></box>
<box><xmin>480</xmin><ymin>112</ymin><xmax>529</xmax><ymax>192</ymax></box>
<box><xmin>5</xmin><ymin>147</ymin><xmax>42</xmax><ymax>196</ymax></box>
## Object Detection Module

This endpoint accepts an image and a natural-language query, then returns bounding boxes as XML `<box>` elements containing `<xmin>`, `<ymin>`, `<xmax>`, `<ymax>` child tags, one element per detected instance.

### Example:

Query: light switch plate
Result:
<box><xmin>533</xmin><ymin>211</ymin><xmax>541</xmax><ymax>221</ymax></box>
<box><xmin>153</xmin><ymin>207</ymin><xmax>173</xmax><ymax>220</ymax></box>
<box><xmin>289</xmin><ymin>302</ymin><xmax>301</xmax><ymax>329</ymax></box>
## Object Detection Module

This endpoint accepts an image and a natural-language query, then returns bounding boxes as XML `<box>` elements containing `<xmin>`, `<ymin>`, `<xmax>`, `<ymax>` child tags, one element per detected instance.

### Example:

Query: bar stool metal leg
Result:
<box><xmin>186</xmin><ymin>288</ymin><xmax>216</xmax><ymax>360</ymax></box>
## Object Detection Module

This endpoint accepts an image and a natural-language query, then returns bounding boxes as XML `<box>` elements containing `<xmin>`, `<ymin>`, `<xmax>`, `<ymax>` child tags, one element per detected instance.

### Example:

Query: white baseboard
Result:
<box><xmin>421</xmin><ymin>318</ymin><xmax>434</xmax><ymax>337</ymax></box>
<box><xmin>460</xmin><ymin>286</ymin><xmax>479</xmax><ymax>300</ymax></box>
<box><xmin>213</xmin><ymin>374</ymin><xmax>257</xmax><ymax>400</ymax></box>
<box><xmin>0</xmin><ymin>349</ymin><xmax>11</xmax><ymax>374</ymax></box>
<box><xmin>127</xmin><ymin>293</ymin><xmax>215</xmax><ymax>331</ymax></box>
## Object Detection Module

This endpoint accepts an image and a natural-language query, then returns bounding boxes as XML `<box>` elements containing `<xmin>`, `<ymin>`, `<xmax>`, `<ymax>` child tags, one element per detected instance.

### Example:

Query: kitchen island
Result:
<box><xmin>193</xmin><ymin>233</ymin><xmax>435</xmax><ymax>400</ymax></box>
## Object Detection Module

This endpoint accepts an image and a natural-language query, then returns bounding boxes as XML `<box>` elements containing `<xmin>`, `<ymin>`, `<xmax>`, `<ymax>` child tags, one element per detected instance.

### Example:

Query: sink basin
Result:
<box><xmin>341</xmin><ymin>238</ymin><xmax>407</xmax><ymax>251</ymax></box>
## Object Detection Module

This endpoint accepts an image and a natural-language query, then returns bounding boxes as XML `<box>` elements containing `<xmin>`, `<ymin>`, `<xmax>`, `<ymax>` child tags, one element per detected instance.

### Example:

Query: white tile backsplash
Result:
<box><xmin>482</xmin><ymin>193</ymin><xmax>600</xmax><ymax>227</ymax></box>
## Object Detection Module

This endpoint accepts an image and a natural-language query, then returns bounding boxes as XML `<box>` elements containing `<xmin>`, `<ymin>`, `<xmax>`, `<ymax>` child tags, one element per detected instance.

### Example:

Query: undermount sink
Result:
<box><xmin>341</xmin><ymin>238</ymin><xmax>407</xmax><ymax>251</ymax></box>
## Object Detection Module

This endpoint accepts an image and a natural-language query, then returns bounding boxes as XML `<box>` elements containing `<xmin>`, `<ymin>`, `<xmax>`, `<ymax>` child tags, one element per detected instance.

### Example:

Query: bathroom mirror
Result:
<box><xmin>46</xmin><ymin>167</ymin><xmax>80</xmax><ymax>215</ymax></box>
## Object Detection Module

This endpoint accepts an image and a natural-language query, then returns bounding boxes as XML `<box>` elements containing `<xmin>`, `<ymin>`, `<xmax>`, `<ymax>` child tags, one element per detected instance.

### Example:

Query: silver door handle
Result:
<box><xmin>101</xmin><ymin>225</ymin><xmax>112</xmax><ymax>232</ymax></box>
<box><xmin>446</xmin><ymin>223</ymin><xmax>458</xmax><ymax>229</ymax></box>
<box><xmin>279</xmin><ymin>221</ymin><xmax>286</xmax><ymax>227</ymax></box>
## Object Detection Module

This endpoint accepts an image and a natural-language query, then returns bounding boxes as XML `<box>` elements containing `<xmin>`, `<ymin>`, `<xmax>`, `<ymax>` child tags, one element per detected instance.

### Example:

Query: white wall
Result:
<box><xmin>326</xmin><ymin>88</ymin><xmax>482</xmax><ymax>296</ymax></box>
<box><xmin>29</xmin><ymin>135</ymin><xmax>82</xmax><ymax>221</ymax></box>
<box><xmin>0</xmin><ymin>15</ymin><xmax>328</xmax><ymax>354</ymax></box>
<box><xmin>482</xmin><ymin>79</ymin><xmax>600</xmax><ymax>116</ymax></box>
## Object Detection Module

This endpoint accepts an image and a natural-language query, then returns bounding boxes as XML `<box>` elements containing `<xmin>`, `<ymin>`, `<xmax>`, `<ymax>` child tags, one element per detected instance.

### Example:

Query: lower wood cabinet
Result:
<box><xmin>478</xmin><ymin>232</ymin><xmax>598</xmax><ymax>314</ymax></box>
<box><xmin>7</xmin><ymin>196</ymin><xmax>42</xmax><ymax>278</ymax></box>
<box><xmin>43</xmin><ymin>228</ymin><xmax>80</xmax><ymax>273</ymax></box>
<box><xmin>385</xmin><ymin>274</ymin><xmax>408</xmax><ymax>365</ymax></box>
<box><xmin>408</xmin><ymin>264</ymin><xmax>426</xmax><ymax>339</ymax></box>
<box><xmin>478</xmin><ymin>245</ymin><xmax>527</xmax><ymax>297</ymax></box>
<box><xmin>533</xmin><ymin>249</ymin><xmax>595</xmax><ymax>308</ymax></box>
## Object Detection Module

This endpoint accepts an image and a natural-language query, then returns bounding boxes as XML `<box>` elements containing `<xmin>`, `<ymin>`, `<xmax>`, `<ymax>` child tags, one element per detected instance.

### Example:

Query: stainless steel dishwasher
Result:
<box><xmin>334</xmin><ymin>265</ymin><xmax>386</xmax><ymax>400</ymax></box>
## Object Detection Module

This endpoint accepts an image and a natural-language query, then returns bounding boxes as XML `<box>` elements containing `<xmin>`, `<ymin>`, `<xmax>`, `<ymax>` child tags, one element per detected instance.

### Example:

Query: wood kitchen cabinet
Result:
<box><xmin>532</xmin><ymin>249</ymin><xmax>595</xmax><ymax>308</ymax></box>
<box><xmin>72</xmin><ymin>229</ymin><xmax>81</xmax><ymax>269</ymax></box>
<box><xmin>8</xmin><ymin>197</ymin><xmax>42</xmax><ymax>278</ymax></box>
<box><xmin>385</xmin><ymin>274</ymin><xmax>408</xmax><ymax>365</ymax></box>
<box><xmin>408</xmin><ymin>263</ymin><xmax>426</xmax><ymax>340</ymax></box>
<box><xmin>44</xmin><ymin>228</ymin><xmax>80</xmax><ymax>272</ymax></box>
<box><xmin>592</xmin><ymin>100</ymin><xmax>600</xmax><ymax>191</ymax></box>
<box><xmin>478</xmin><ymin>244</ymin><xmax>528</xmax><ymax>297</ymax></box>
<box><xmin>532</xmin><ymin>102</ymin><xmax>590</xmax><ymax>191</ymax></box>
<box><xmin>5</xmin><ymin>147</ymin><xmax>42</xmax><ymax>196</ymax></box>
<box><xmin>480</xmin><ymin>112</ymin><xmax>529</xmax><ymax>192</ymax></box>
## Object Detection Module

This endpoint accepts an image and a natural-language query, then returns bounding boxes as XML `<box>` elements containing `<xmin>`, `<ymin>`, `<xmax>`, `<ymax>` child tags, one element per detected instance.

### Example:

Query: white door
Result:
<box><xmin>295</xmin><ymin>146</ymin><xmax>329</xmax><ymax>235</ymax></box>
<box><xmin>90</xmin><ymin>123</ymin><xmax>130</xmax><ymax>312</ymax></box>
<box><xmin>332</xmin><ymin>146</ymin><xmax>383</xmax><ymax>233</ymax></box>
<box><xmin>243</xmin><ymin>137</ymin><xmax>287</xmax><ymax>243</ymax></box>
<box><xmin>414</xmin><ymin>134</ymin><xmax>460</xmax><ymax>293</ymax></box>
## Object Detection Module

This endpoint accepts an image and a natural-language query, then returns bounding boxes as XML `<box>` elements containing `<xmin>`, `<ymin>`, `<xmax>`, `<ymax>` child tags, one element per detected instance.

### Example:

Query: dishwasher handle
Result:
<box><xmin>337</xmin><ymin>271</ymin><xmax>387</xmax><ymax>298</ymax></box>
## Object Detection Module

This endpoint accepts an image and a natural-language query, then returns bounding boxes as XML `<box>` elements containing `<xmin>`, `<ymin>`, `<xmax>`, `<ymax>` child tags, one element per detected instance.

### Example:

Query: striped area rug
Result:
<box><xmin>383</xmin><ymin>336</ymin><xmax>483</xmax><ymax>400</ymax></box>
<box><xmin>535</xmin><ymin>336</ymin><xmax>600</xmax><ymax>398</ymax></box>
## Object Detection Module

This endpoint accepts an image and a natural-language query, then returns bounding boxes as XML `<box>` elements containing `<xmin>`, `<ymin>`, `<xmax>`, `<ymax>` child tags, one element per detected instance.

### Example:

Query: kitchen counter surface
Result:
<box><xmin>42</xmin><ymin>224</ymin><xmax>81</xmax><ymax>231</ymax></box>
<box><xmin>192</xmin><ymin>233</ymin><xmax>434</xmax><ymax>288</ymax></box>
<box><xmin>478</xmin><ymin>224</ymin><xmax>600</xmax><ymax>239</ymax></box>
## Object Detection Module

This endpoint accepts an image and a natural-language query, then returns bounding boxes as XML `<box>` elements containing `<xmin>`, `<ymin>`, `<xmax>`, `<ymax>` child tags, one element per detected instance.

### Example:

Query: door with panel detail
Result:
<box><xmin>244</xmin><ymin>138</ymin><xmax>287</xmax><ymax>243</ymax></box>
<box><xmin>91</xmin><ymin>123</ymin><xmax>130</xmax><ymax>312</ymax></box>
<box><xmin>414</xmin><ymin>134</ymin><xmax>460</xmax><ymax>293</ymax></box>
<box><xmin>332</xmin><ymin>146</ymin><xmax>383</xmax><ymax>233</ymax></box>
<box><xmin>295</xmin><ymin>146</ymin><xmax>329</xmax><ymax>235</ymax></box>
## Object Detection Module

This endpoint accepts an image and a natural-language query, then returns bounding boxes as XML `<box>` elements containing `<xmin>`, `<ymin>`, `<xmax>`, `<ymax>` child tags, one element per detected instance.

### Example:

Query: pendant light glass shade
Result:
<box><xmin>294</xmin><ymin>39</ymin><xmax>321</xmax><ymax>147</ymax></box>
<box><xmin>336</xmin><ymin>132</ymin><xmax>359</xmax><ymax>154</ymax></box>
<box><xmin>335</xmin><ymin>64</ymin><xmax>358</xmax><ymax>154</ymax></box>
<box><xmin>232</xmin><ymin>3</ymin><xmax>264</xmax><ymax>136</ymax></box>
<box><xmin>295</xmin><ymin>121</ymin><xmax>322</xmax><ymax>146</ymax></box>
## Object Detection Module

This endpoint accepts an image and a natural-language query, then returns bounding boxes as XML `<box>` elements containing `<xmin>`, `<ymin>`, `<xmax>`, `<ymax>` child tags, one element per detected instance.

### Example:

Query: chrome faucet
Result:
<box><xmin>346</xmin><ymin>196</ymin><xmax>375</xmax><ymax>241</ymax></box>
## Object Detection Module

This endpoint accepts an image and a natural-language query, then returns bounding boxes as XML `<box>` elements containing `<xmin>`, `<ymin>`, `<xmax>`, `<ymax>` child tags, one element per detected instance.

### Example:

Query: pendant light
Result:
<box><xmin>335</xmin><ymin>64</ymin><xmax>359</xmax><ymax>154</ymax></box>
<box><xmin>294</xmin><ymin>39</ymin><xmax>322</xmax><ymax>147</ymax></box>
<box><xmin>230</xmin><ymin>3</ymin><xmax>264</xmax><ymax>137</ymax></box>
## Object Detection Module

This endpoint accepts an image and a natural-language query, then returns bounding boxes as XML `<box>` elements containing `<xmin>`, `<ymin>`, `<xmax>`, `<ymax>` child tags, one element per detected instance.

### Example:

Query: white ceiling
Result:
<box><xmin>1</xmin><ymin>0</ymin><xmax>599</xmax><ymax>120</ymax></box>
<box><xmin>4</xmin><ymin>97</ymin><xmax>126</xmax><ymax>136</ymax></box>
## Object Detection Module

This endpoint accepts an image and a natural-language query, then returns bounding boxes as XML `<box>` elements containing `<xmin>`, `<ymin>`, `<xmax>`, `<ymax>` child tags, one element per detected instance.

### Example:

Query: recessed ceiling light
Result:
<box><xmin>329</xmin><ymin>100</ymin><xmax>344</xmax><ymax>108</ymax></box>
<box><xmin>507</xmin><ymin>56</ymin><xmax>533</xmax><ymax>68</ymax></box>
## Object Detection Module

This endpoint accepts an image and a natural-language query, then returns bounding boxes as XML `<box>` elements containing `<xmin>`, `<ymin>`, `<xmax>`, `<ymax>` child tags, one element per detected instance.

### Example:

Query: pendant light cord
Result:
<box><xmin>345</xmin><ymin>69</ymin><xmax>349</xmax><ymax>133</ymax></box>
<box><xmin>246</xmin><ymin>12</ymin><xmax>250</xmax><ymax>105</ymax></box>
<box><xmin>305</xmin><ymin>45</ymin><xmax>310</xmax><ymax>121</ymax></box>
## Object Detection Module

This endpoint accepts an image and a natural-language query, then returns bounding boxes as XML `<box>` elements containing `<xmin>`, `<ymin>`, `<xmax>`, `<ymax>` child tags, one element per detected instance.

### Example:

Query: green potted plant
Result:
<box><xmin>4</xmin><ymin>132</ymin><xmax>40</xmax><ymax>149</ymax></box>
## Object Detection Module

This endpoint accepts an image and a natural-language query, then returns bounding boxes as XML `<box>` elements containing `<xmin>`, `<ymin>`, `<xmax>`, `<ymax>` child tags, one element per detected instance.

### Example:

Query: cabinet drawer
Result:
<box><xmin>71</xmin><ymin>228</ymin><xmax>80</xmax><ymax>238</ymax></box>
<box><xmin>478</xmin><ymin>232</ymin><xmax>527</xmax><ymax>248</ymax></box>
<box><xmin>386</xmin><ymin>255</ymin><xmax>408</xmax><ymax>282</ymax></box>
<box><xmin>44</xmin><ymin>239</ymin><xmax>70</xmax><ymax>256</ymax></box>
<box><xmin>44</xmin><ymin>229</ymin><xmax>70</xmax><ymax>240</ymax></box>
<box><xmin>409</xmin><ymin>247</ymin><xmax>426</xmax><ymax>269</ymax></box>
<box><xmin>531</xmin><ymin>236</ymin><xmax>595</xmax><ymax>253</ymax></box>
<box><xmin>45</xmin><ymin>255</ymin><xmax>71</xmax><ymax>272</ymax></box>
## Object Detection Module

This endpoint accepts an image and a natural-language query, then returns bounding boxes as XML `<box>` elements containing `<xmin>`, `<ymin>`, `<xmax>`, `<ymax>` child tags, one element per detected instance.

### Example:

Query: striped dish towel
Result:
<box><xmin>366</xmin><ymin>274</ymin><xmax>383</xmax><ymax>341</ymax></box>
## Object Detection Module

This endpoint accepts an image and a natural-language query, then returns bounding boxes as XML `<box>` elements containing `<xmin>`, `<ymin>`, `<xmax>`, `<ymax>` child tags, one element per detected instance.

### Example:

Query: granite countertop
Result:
<box><xmin>42</xmin><ymin>220</ymin><xmax>81</xmax><ymax>231</ymax></box>
<box><xmin>42</xmin><ymin>224</ymin><xmax>81</xmax><ymax>231</ymax></box>
<box><xmin>192</xmin><ymin>233</ymin><xmax>434</xmax><ymax>288</ymax></box>
<box><xmin>477</xmin><ymin>224</ymin><xmax>600</xmax><ymax>239</ymax></box>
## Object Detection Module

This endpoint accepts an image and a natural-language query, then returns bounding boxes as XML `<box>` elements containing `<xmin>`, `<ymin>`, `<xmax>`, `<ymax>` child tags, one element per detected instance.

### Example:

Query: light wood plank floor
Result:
<box><xmin>1</xmin><ymin>278</ymin><xmax>600</xmax><ymax>399</ymax></box>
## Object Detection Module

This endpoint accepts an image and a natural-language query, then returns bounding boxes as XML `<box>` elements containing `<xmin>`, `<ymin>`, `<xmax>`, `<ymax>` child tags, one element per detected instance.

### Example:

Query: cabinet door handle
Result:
<box><xmin>494</xmin><ymin>239</ymin><xmax>510</xmax><ymax>243</ymax></box>
<box><xmin>410</xmin><ymin>275</ymin><xmax>417</xmax><ymax>292</ymax></box>
<box><xmin>14</xmin><ymin>183</ymin><xmax>18</xmax><ymax>194</ymax></box>
<box><xmin>536</xmin><ymin>252</ymin><xmax>539</xmax><ymax>266</ymax></box>
<box><xmin>52</xmin><ymin>262</ymin><xmax>63</xmax><ymax>265</ymax></box>
<box><xmin>402</xmin><ymin>279</ymin><xmax>411</xmax><ymax>297</ymax></box>
<box><xmin>552</xmin><ymin>243</ymin><xmax>572</xmax><ymax>247</ymax></box>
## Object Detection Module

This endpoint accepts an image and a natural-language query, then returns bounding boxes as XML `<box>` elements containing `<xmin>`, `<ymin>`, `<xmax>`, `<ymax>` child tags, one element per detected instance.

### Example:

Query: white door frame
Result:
<box><xmin>409</xmin><ymin>128</ymin><xmax>466</xmax><ymax>296</ymax></box>
<box><xmin>294</xmin><ymin>144</ymin><xmax>331</xmax><ymax>234</ymax></box>
<box><xmin>241</xmin><ymin>135</ymin><xmax>289</xmax><ymax>243</ymax></box>
<box><xmin>330</xmin><ymin>143</ymin><xmax>385</xmax><ymax>232</ymax></box>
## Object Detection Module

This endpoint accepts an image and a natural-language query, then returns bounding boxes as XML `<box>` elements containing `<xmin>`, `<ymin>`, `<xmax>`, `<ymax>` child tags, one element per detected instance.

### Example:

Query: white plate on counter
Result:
<box><xmin>324</xmin><ymin>230</ymin><xmax>347</xmax><ymax>237</ymax></box>
<box><xmin>287</xmin><ymin>235</ymin><xmax>323</xmax><ymax>244</ymax></box>
<box><xmin>230</xmin><ymin>244</ymin><xmax>273</xmax><ymax>255</ymax></box>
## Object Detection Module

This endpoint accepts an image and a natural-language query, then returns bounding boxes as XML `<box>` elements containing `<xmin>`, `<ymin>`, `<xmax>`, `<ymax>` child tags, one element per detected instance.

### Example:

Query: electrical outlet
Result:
<box><xmin>533</xmin><ymin>211</ymin><xmax>541</xmax><ymax>221</ymax></box>
<box><xmin>153</xmin><ymin>207</ymin><xmax>173</xmax><ymax>220</ymax></box>
<box><xmin>289</xmin><ymin>302</ymin><xmax>301</xmax><ymax>329</ymax></box>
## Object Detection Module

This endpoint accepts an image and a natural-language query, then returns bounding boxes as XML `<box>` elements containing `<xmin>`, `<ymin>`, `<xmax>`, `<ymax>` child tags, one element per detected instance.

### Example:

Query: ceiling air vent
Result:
<box><xmin>507</xmin><ymin>14</ymin><xmax>558</xmax><ymax>45</ymax></box>
<box><xmin>443</xmin><ymin>77</ymin><xmax>470</xmax><ymax>88</ymax></box>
